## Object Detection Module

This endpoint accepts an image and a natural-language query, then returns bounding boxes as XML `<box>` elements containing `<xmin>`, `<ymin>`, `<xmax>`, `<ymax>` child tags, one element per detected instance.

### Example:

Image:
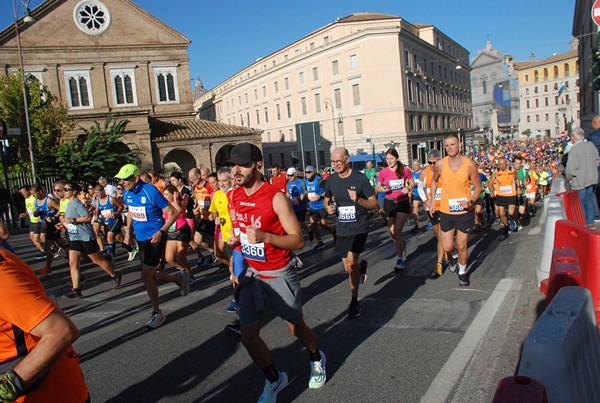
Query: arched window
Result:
<box><xmin>534</xmin><ymin>70</ymin><xmax>539</xmax><ymax>82</ymax></box>
<box><xmin>543</xmin><ymin>68</ymin><xmax>548</xmax><ymax>81</ymax></box>
<box><xmin>553</xmin><ymin>66</ymin><xmax>559</xmax><ymax>79</ymax></box>
<box><xmin>564</xmin><ymin>63</ymin><xmax>570</xmax><ymax>76</ymax></box>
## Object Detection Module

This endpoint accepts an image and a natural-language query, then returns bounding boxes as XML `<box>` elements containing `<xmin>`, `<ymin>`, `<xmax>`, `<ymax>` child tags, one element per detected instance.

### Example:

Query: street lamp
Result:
<box><xmin>324</xmin><ymin>98</ymin><xmax>337</xmax><ymax>149</ymax></box>
<box><xmin>338</xmin><ymin>110</ymin><xmax>345</xmax><ymax>148</ymax></box>
<box><xmin>12</xmin><ymin>0</ymin><xmax>36</xmax><ymax>179</ymax></box>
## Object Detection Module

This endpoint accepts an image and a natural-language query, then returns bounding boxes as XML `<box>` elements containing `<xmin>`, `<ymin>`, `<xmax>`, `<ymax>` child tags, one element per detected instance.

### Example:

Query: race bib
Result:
<box><xmin>500</xmin><ymin>185</ymin><xmax>513</xmax><ymax>195</ymax></box>
<box><xmin>100</xmin><ymin>209</ymin><xmax>113</xmax><ymax>219</ymax></box>
<box><xmin>67</xmin><ymin>223</ymin><xmax>78</xmax><ymax>235</ymax></box>
<box><xmin>199</xmin><ymin>200</ymin><xmax>210</xmax><ymax>208</ymax></box>
<box><xmin>308</xmin><ymin>192</ymin><xmax>317</xmax><ymax>201</ymax></box>
<box><xmin>168</xmin><ymin>222</ymin><xmax>177</xmax><ymax>231</ymax></box>
<box><xmin>240</xmin><ymin>232</ymin><xmax>266</xmax><ymax>262</ymax></box>
<box><xmin>338</xmin><ymin>205</ymin><xmax>357</xmax><ymax>223</ymax></box>
<box><xmin>389</xmin><ymin>179</ymin><xmax>405</xmax><ymax>191</ymax></box>
<box><xmin>129</xmin><ymin>206</ymin><xmax>148</xmax><ymax>222</ymax></box>
<box><xmin>448</xmin><ymin>198</ymin><xmax>467</xmax><ymax>213</ymax></box>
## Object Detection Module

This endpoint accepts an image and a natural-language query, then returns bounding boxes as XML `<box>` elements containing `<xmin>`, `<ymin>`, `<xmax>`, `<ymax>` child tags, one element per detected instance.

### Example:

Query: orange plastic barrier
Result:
<box><xmin>541</xmin><ymin>248</ymin><xmax>583</xmax><ymax>305</ymax></box>
<box><xmin>556</xmin><ymin>190</ymin><xmax>586</xmax><ymax>227</ymax></box>
<box><xmin>492</xmin><ymin>376</ymin><xmax>548</xmax><ymax>403</ymax></box>
<box><xmin>553</xmin><ymin>220</ymin><xmax>600</xmax><ymax>323</ymax></box>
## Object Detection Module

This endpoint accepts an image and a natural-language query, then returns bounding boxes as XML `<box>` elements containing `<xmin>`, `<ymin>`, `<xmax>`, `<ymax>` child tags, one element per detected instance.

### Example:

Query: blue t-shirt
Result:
<box><xmin>286</xmin><ymin>178</ymin><xmax>308</xmax><ymax>211</ymax></box>
<box><xmin>305</xmin><ymin>175</ymin><xmax>325</xmax><ymax>210</ymax></box>
<box><xmin>123</xmin><ymin>181</ymin><xmax>169</xmax><ymax>241</ymax></box>
<box><xmin>412</xmin><ymin>170</ymin><xmax>421</xmax><ymax>197</ymax></box>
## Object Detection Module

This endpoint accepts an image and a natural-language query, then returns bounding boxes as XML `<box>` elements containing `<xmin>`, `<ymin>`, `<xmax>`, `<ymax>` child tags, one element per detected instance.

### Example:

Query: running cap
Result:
<box><xmin>286</xmin><ymin>167</ymin><xmax>297</xmax><ymax>175</ymax></box>
<box><xmin>305</xmin><ymin>165</ymin><xmax>314</xmax><ymax>173</ymax></box>
<box><xmin>524</xmin><ymin>163</ymin><xmax>530</xmax><ymax>170</ymax></box>
<box><xmin>115</xmin><ymin>164</ymin><xmax>140</xmax><ymax>179</ymax></box>
<box><xmin>226</xmin><ymin>142</ymin><xmax>263</xmax><ymax>165</ymax></box>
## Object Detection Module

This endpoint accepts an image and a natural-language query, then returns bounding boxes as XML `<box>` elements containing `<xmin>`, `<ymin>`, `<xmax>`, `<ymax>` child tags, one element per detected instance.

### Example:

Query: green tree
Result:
<box><xmin>53</xmin><ymin>116</ymin><xmax>142</xmax><ymax>181</ymax></box>
<box><xmin>0</xmin><ymin>71</ymin><xmax>73</xmax><ymax>176</ymax></box>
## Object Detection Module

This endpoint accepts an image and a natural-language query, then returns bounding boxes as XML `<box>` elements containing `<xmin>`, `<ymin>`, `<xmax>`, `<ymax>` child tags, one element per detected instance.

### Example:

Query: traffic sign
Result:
<box><xmin>7</xmin><ymin>128</ymin><xmax>20</xmax><ymax>136</ymax></box>
<box><xmin>592</xmin><ymin>0</ymin><xmax>600</xmax><ymax>26</ymax></box>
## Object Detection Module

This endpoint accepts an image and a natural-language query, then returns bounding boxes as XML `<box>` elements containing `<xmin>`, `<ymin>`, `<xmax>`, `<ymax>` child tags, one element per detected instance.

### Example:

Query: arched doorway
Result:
<box><xmin>163</xmin><ymin>149</ymin><xmax>197</xmax><ymax>174</ymax></box>
<box><xmin>215</xmin><ymin>144</ymin><xmax>236</xmax><ymax>170</ymax></box>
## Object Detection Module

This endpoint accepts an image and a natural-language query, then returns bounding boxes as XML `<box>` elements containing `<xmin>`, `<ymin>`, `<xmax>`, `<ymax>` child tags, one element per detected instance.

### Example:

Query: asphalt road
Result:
<box><xmin>12</xmin><ymin>212</ymin><xmax>546</xmax><ymax>403</ymax></box>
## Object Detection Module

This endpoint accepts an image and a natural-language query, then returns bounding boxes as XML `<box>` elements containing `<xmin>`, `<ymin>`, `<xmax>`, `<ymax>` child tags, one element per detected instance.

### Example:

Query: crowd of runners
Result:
<box><xmin>3</xmin><ymin>131</ymin><xmax>576</xmax><ymax>402</ymax></box>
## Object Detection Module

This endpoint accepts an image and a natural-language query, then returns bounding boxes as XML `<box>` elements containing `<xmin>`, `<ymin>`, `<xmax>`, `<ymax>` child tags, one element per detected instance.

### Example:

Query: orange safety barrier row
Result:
<box><xmin>492</xmin><ymin>376</ymin><xmax>547</xmax><ymax>403</ymax></box>
<box><xmin>541</xmin><ymin>247</ymin><xmax>583</xmax><ymax>305</ymax></box>
<box><xmin>555</xmin><ymin>190</ymin><xmax>586</xmax><ymax>227</ymax></box>
<box><xmin>549</xmin><ymin>220</ymin><xmax>600</xmax><ymax>323</ymax></box>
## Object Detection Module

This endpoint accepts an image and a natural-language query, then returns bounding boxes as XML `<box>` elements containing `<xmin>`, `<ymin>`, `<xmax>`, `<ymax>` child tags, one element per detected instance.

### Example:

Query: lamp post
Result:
<box><xmin>338</xmin><ymin>110</ymin><xmax>345</xmax><ymax>148</ymax></box>
<box><xmin>324</xmin><ymin>98</ymin><xmax>337</xmax><ymax>149</ymax></box>
<box><xmin>12</xmin><ymin>0</ymin><xmax>36</xmax><ymax>179</ymax></box>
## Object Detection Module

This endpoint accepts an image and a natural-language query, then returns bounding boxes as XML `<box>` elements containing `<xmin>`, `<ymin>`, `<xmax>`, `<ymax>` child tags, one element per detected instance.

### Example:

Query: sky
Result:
<box><xmin>2</xmin><ymin>0</ymin><xmax>577</xmax><ymax>90</ymax></box>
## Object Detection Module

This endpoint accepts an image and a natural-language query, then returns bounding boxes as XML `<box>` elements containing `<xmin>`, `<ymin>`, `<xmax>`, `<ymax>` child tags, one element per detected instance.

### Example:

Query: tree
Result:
<box><xmin>0</xmin><ymin>71</ymin><xmax>73</xmax><ymax>176</ymax></box>
<box><xmin>53</xmin><ymin>116</ymin><xmax>143</xmax><ymax>181</ymax></box>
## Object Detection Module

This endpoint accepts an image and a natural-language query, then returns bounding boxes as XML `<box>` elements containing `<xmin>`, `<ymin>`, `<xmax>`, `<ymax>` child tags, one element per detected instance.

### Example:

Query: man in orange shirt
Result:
<box><xmin>429</xmin><ymin>134</ymin><xmax>482</xmax><ymax>287</ymax></box>
<box><xmin>490</xmin><ymin>157</ymin><xmax>520</xmax><ymax>239</ymax></box>
<box><xmin>0</xmin><ymin>249</ymin><xmax>89</xmax><ymax>402</ymax></box>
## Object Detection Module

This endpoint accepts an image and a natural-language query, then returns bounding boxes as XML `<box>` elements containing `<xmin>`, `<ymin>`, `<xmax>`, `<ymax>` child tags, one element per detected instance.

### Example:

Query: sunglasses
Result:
<box><xmin>64</xmin><ymin>188</ymin><xmax>73</xmax><ymax>191</ymax></box>
<box><xmin>427</xmin><ymin>160</ymin><xmax>435</xmax><ymax>164</ymax></box>
<box><xmin>117</xmin><ymin>187</ymin><xmax>123</xmax><ymax>190</ymax></box>
<box><xmin>53</xmin><ymin>188</ymin><xmax>63</xmax><ymax>192</ymax></box>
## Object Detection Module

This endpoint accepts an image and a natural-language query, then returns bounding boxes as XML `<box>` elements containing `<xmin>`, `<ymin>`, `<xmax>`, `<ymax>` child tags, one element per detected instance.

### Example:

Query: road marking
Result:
<box><xmin>529</xmin><ymin>220</ymin><xmax>543</xmax><ymax>235</ymax></box>
<box><xmin>421</xmin><ymin>278</ymin><xmax>516</xmax><ymax>403</ymax></box>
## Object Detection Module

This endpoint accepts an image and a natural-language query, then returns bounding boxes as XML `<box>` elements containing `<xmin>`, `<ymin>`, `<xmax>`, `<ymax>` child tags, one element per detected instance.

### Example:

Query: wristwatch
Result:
<box><xmin>72</xmin><ymin>218</ymin><xmax>77</xmax><ymax>224</ymax></box>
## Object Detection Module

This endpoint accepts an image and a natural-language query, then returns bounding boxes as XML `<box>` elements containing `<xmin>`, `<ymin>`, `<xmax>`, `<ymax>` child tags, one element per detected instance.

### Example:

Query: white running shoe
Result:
<box><xmin>258</xmin><ymin>371</ymin><xmax>288</xmax><ymax>403</ymax></box>
<box><xmin>177</xmin><ymin>271</ymin><xmax>190</xmax><ymax>296</ymax></box>
<box><xmin>127</xmin><ymin>246</ymin><xmax>138</xmax><ymax>262</ymax></box>
<box><xmin>147</xmin><ymin>310</ymin><xmax>166</xmax><ymax>328</ymax></box>
<box><xmin>309</xmin><ymin>350</ymin><xmax>327</xmax><ymax>389</ymax></box>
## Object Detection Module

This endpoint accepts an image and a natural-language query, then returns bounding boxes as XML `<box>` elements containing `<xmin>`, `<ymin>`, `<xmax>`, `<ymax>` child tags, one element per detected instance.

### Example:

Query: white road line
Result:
<box><xmin>420</xmin><ymin>278</ymin><xmax>516</xmax><ymax>403</ymax></box>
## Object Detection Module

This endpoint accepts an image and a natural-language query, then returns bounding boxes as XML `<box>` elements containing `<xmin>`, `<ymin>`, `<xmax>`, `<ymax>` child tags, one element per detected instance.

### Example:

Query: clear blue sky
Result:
<box><xmin>3</xmin><ymin>0</ymin><xmax>576</xmax><ymax>90</ymax></box>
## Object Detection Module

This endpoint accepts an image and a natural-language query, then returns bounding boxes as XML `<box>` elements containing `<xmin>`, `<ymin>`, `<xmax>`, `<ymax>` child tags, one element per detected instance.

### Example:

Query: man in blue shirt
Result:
<box><xmin>305</xmin><ymin>166</ymin><xmax>335</xmax><ymax>249</ymax></box>
<box><xmin>116</xmin><ymin>164</ymin><xmax>190</xmax><ymax>328</ymax></box>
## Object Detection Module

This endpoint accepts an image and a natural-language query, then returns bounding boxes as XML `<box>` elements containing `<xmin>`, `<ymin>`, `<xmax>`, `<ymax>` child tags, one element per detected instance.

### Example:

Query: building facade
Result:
<box><xmin>513</xmin><ymin>42</ymin><xmax>580</xmax><ymax>138</ymax></box>
<box><xmin>470</xmin><ymin>41</ymin><xmax>520</xmax><ymax>142</ymax></box>
<box><xmin>0</xmin><ymin>0</ymin><xmax>259</xmax><ymax>174</ymax></box>
<box><xmin>196</xmin><ymin>13</ymin><xmax>473</xmax><ymax>169</ymax></box>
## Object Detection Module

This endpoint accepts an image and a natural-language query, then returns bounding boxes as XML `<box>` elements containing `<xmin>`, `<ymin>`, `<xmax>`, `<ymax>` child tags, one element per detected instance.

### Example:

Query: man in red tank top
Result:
<box><xmin>227</xmin><ymin>142</ymin><xmax>326</xmax><ymax>401</ymax></box>
<box><xmin>428</xmin><ymin>134</ymin><xmax>482</xmax><ymax>287</ymax></box>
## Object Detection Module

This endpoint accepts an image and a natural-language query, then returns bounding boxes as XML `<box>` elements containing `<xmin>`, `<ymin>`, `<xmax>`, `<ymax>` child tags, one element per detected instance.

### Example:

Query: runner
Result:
<box><xmin>375</xmin><ymin>148</ymin><xmax>414</xmax><ymax>271</ymax></box>
<box><xmin>98</xmin><ymin>176</ymin><xmax>117</xmax><ymax>198</ymax></box>
<box><xmin>227</xmin><ymin>142</ymin><xmax>326</xmax><ymax>400</ymax></box>
<box><xmin>324</xmin><ymin>147</ymin><xmax>377</xmax><ymax>318</ymax></box>
<box><xmin>60</xmin><ymin>182</ymin><xmax>122</xmax><ymax>298</ymax></box>
<box><xmin>116</xmin><ymin>164</ymin><xmax>190</xmax><ymax>328</ymax></box>
<box><xmin>410</xmin><ymin>159</ymin><xmax>423</xmax><ymax>233</ymax></box>
<box><xmin>305</xmin><ymin>165</ymin><xmax>335</xmax><ymax>249</ymax></box>
<box><xmin>0</xmin><ymin>248</ymin><xmax>89</xmax><ymax>402</ymax></box>
<box><xmin>19</xmin><ymin>185</ymin><xmax>45</xmax><ymax>258</ymax></box>
<box><xmin>428</xmin><ymin>133</ymin><xmax>482</xmax><ymax>287</ymax></box>
<box><xmin>513</xmin><ymin>156</ymin><xmax>529</xmax><ymax>220</ymax></box>
<box><xmin>418</xmin><ymin>149</ymin><xmax>446</xmax><ymax>278</ymax></box>
<box><xmin>116</xmin><ymin>184</ymin><xmax>139</xmax><ymax>261</ymax></box>
<box><xmin>286</xmin><ymin>167</ymin><xmax>310</xmax><ymax>235</ymax></box>
<box><xmin>188</xmin><ymin>167</ymin><xmax>215</xmax><ymax>267</ymax></box>
<box><xmin>269</xmin><ymin>164</ymin><xmax>287</xmax><ymax>193</ymax></box>
<box><xmin>162</xmin><ymin>184</ymin><xmax>193</xmax><ymax>282</ymax></box>
<box><xmin>94</xmin><ymin>185</ymin><xmax>131</xmax><ymax>260</ymax></box>
<box><xmin>491</xmin><ymin>157</ymin><xmax>520</xmax><ymax>239</ymax></box>
<box><xmin>32</xmin><ymin>183</ymin><xmax>68</xmax><ymax>275</ymax></box>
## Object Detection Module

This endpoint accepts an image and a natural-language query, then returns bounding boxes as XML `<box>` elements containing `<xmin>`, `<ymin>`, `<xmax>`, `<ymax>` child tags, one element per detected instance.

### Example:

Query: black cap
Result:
<box><xmin>226</xmin><ymin>142</ymin><xmax>263</xmax><ymax>165</ymax></box>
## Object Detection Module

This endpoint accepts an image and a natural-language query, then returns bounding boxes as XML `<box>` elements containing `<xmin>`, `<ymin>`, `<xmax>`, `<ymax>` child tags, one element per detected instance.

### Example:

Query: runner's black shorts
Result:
<box><xmin>106</xmin><ymin>217</ymin><xmax>123</xmax><ymax>234</ymax></box>
<box><xmin>440</xmin><ymin>210</ymin><xmax>474</xmax><ymax>234</ymax></box>
<box><xmin>294</xmin><ymin>209</ymin><xmax>307</xmax><ymax>222</ymax></box>
<box><xmin>167</xmin><ymin>224</ymin><xmax>192</xmax><ymax>243</ymax></box>
<box><xmin>30</xmin><ymin>221</ymin><xmax>42</xmax><ymax>235</ymax></box>
<box><xmin>308</xmin><ymin>207</ymin><xmax>328</xmax><ymax>220</ymax></box>
<box><xmin>195</xmin><ymin>219</ymin><xmax>215</xmax><ymax>236</ymax></box>
<box><xmin>495</xmin><ymin>195</ymin><xmax>517</xmax><ymax>208</ymax></box>
<box><xmin>69</xmin><ymin>240</ymin><xmax>100</xmax><ymax>254</ymax></box>
<box><xmin>336</xmin><ymin>233</ymin><xmax>368</xmax><ymax>257</ymax></box>
<box><xmin>427</xmin><ymin>210</ymin><xmax>441</xmax><ymax>226</ymax></box>
<box><xmin>384</xmin><ymin>198</ymin><xmax>411</xmax><ymax>218</ymax></box>
<box><xmin>139</xmin><ymin>237</ymin><xmax>168</xmax><ymax>266</ymax></box>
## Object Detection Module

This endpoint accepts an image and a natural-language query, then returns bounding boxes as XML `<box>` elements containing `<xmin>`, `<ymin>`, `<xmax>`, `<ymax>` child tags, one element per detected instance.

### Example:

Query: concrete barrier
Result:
<box><xmin>536</xmin><ymin>197</ymin><xmax>566</xmax><ymax>286</ymax></box>
<box><xmin>548</xmin><ymin>177</ymin><xmax>567</xmax><ymax>196</ymax></box>
<box><xmin>518</xmin><ymin>286</ymin><xmax>600</xmax><ymax>402</ymax></box>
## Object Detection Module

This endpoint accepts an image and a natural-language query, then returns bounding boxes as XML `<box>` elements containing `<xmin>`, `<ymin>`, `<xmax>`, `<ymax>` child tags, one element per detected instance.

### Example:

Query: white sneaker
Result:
<box><xmin>258</xmin><ymin>371</ymin><xmax>288</xmax><ymax>403</ymax></box>
<box><xmin>309</xmin><ymin>350</ymin><xmax>327</xmax><ymax>389</ymax></box>
<box><xmin>147</xmin><ymin>310</ymin><xmax>166</xmax><ymax>328</ymax></box>
<box><xmin>127</xmin><ymin>246</ymin><xmax>138</xmax><ymax>262</ymax></box>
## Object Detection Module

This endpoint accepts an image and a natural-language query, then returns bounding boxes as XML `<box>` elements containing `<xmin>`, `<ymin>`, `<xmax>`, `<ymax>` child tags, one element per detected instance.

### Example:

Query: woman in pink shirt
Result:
<box><xmin>163</xmin><ymin>185</ymin><xmax>194</xmax><ymax>284</ymax></box>
<box><xmin>376</xmin><ymin>148</ymin><xmax>414</xmax><ymax>271</ymax></box>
